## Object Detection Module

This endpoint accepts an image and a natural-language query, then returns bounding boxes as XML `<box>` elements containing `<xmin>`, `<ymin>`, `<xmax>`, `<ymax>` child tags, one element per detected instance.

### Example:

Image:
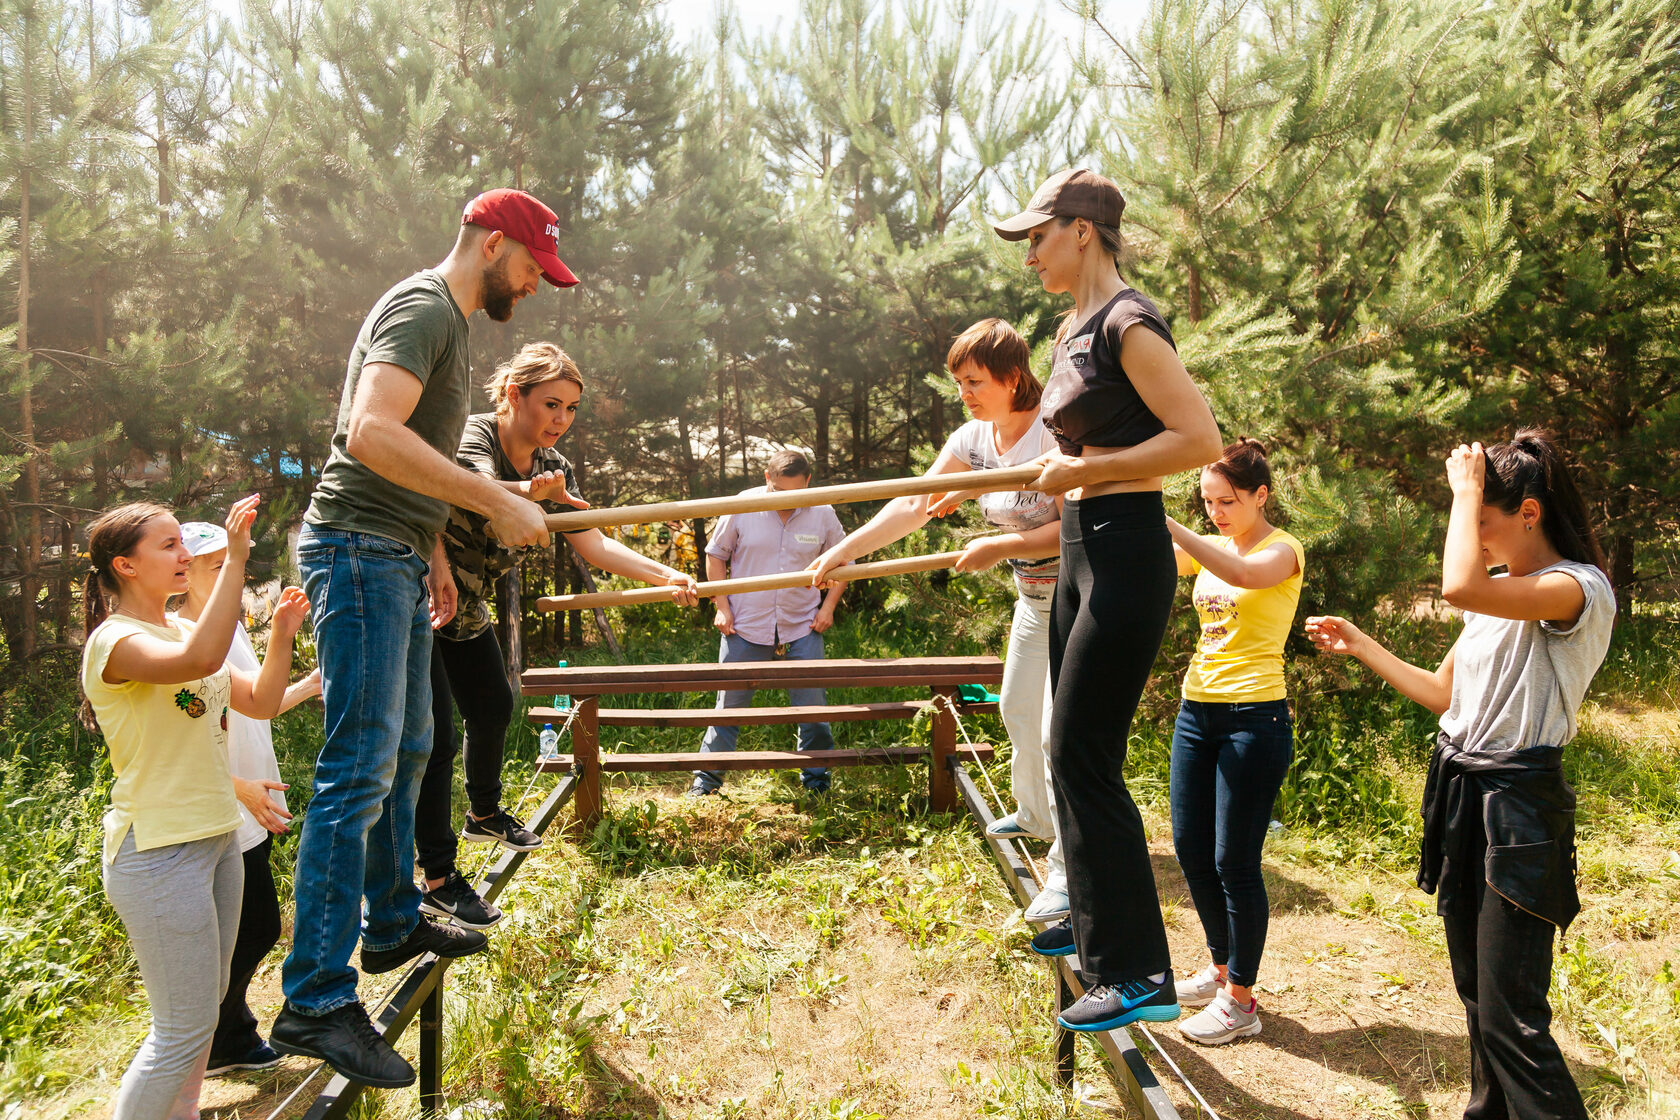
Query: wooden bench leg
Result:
<box><xmin>929</xmin><ymin>686</ymin><xmax>957</xmax><ymax>813</ymax></box>
<box><xmin>567</xmin><ymin>697</ymin><xmax>601</xmax><ymax>837</ymax></box>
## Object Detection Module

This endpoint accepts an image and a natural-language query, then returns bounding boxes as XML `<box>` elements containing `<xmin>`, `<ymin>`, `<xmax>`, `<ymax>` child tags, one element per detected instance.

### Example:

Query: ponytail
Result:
<box><xmin>79</xmin><ymin>502</ymin><xmax>171</xmax><ymax>734</ymax></box>
<box><xmin>1482</xmin><ymin>428</ymin><xmax>1607</xmax><ymax>574</ymax></box>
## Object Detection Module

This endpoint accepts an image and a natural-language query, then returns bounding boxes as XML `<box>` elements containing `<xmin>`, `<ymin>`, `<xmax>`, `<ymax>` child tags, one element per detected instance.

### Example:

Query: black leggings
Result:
<box><xmin>1048</xmin><ymin>491</ymin><xmax>1176</xmax><ymax>985</ymax></box>
<box><xmin>212</xmin><ymin>836</ymin><xmax>280</xmax><ymax>1052</ymax></box>
<box><xmin>415</xmin><ymin>627</ymin><xmax>517</xmax><ymax>880</ymax></box>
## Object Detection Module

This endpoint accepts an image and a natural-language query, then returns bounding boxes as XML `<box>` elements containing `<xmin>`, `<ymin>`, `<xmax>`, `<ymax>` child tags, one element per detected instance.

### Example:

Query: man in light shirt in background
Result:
<box><xmin>691</xmin><ymin>449</ymin><xmax>846</xmax><ymax>796</ymax></box>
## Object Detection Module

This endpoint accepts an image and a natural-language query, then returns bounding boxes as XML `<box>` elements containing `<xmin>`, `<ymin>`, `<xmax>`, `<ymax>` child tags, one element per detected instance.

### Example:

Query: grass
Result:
<box><xmin>2</xmin><ymin>582</ymin><xmax>1678</xmax><ymax>1117</ymax></box>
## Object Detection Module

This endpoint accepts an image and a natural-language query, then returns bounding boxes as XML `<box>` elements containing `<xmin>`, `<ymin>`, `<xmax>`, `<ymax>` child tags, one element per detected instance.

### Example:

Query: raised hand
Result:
<box><xmin>1446</xmin><ymin>442</ymin><xmax>1485</xmax><ymax>499</ymax></box>
<box><xmin>223</xmin><ymin>494</ymin><xmax>261</xmax><ymax>563</ymax></box>
<box><xmin>270</xmin><ymin>586</ymin><xmax>310</xmax><ymax>639</ymax></box>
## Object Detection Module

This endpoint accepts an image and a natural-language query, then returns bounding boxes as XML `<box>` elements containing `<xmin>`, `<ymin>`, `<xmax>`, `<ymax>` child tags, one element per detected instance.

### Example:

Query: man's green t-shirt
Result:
<box><xmin>304</xmin><ymin>270</ymin><xmax>471</xmax><ymax>555</ymax></box>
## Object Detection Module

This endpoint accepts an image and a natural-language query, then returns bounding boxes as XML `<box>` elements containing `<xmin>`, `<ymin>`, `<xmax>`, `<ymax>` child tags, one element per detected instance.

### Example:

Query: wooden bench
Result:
<box><xmin>520</xmin><ymin>657</ymin><xmax>1003</xmax><ymax>830</ymax></box>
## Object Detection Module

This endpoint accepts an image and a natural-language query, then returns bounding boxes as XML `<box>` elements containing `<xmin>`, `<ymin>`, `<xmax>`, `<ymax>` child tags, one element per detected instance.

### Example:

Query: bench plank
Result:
<box><xmin>521</xmin><ymin>656</ymin><xmax>1003</xmax><ymax>696</ymax></box>
<box><xmin>526</xmin><ymin>700</ymin><xmax>999</xmax><ymax>727</ymax></box>
<box><xmin>536</xmin><ymin>744</ymin><xmax>995</xmax><ymax>773</ymax></box>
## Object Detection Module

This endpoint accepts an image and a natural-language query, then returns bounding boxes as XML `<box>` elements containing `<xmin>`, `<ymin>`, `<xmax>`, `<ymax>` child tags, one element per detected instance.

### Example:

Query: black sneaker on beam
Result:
<box><xmin>420</xmin><ymin>871</ymin><xmax>503</xmax><ymax>930</ymax></box>
<box><xmin>460</xmin><ymin>807</ymin><xmax>542</xmax><ymax>852</ymax></box>
<box><xmin>359</xmin><ymin>914</ymin><xmax>488</xmax><ymax>975</ymax></box>
<box><xmin>270</xmin><ymin>1002</ymin><xmax>415</xmax><ymax>1088</ymax></box>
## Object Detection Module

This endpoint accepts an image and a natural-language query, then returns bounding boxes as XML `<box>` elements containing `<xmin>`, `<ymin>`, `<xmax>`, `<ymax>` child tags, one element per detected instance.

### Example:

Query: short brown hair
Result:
<box><xmin>766</xmin><ymin>448</ymin><xmax>812</xmax><ymax>478</ymax></box>
<box><xmin>946</xmin><ymin>318</ymin><xmax>1041</xmax><ymax>412</ymax></box>
<box><xmin>485</xmin><ymin>341</ymin><xmax>584</xmax><ymax>418</ymax></box>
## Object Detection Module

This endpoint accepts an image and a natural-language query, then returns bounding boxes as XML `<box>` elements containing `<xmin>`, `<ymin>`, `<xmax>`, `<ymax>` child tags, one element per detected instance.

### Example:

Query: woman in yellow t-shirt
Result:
<box><xmin>79</xmin><ymin>496</ymin><xmax>308</xmax><ymax>1120</ymax></box>
<box><xmin>1163</xmin><ymin>438</ymin><xmax>1304</xmax><ymax>1047</ymax></box>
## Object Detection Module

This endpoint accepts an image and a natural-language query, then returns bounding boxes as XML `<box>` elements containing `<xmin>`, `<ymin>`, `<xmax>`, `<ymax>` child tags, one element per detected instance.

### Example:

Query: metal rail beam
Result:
<box><xmin>294</xmin><ymin>772</ymin><xmax>577</xmax><ymax>1120</ymax></box>
<box><xmin>953</xmin><ymin>764</ymin><xmax>1182</xmax><ymax>1120</ymax></box>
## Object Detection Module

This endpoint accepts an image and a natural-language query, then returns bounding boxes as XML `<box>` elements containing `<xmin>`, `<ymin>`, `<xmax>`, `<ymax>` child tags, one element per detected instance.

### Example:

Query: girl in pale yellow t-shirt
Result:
<box><xmin>79</xmin><ymin>497</ymin><xmax>307</xmax><ymax>1120</ymax></box>
<box><xmin>1162</xmin><ymin>439</ymin><xmax>1304</xmax><ymax>1049</ymax></box>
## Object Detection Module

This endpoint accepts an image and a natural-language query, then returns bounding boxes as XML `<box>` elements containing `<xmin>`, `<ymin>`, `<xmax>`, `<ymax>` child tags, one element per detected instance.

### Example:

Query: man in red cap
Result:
<box><xmin>272</xmin><ymin>189</ymin><xmax>574</xmax><ymax>1088</ymax></box>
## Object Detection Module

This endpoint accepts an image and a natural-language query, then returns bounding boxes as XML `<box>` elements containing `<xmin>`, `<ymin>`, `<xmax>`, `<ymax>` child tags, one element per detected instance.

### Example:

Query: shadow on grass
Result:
<box><xmin>1133</xmin><ymin>1012</ymin><xmax>1623</xmax><ymax>1120</ymax></box>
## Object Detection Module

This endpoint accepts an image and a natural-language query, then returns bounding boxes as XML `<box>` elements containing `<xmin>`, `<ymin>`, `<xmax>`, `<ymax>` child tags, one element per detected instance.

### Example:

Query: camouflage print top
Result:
<box><xmin>439</xmin><ymin>412</ymin><xmax>582</xmax><ymax>642</ymax></box>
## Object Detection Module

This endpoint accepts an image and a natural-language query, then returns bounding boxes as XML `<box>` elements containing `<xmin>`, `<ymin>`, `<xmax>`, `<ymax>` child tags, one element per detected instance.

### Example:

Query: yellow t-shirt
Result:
<box><xmin>81</xmin><ymin>614</ymin><xmax>239</xmax><ymax>864</ymax></box>
<box><xmin>1181</xmin><ymin>529</ymin><xmax>1305</xmax><ymax>703</ymax></box>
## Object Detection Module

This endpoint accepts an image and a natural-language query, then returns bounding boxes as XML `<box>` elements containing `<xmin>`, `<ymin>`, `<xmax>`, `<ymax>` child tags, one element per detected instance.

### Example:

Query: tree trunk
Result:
<box><xmin>17</xmin><ymin>22</ymin><xmax>38</xmax><ymax>664</ymax></box>
<box><xmin>814</xmin><ymin>401</ymin><xmax>831</xmax><ymax>478</ymax></box>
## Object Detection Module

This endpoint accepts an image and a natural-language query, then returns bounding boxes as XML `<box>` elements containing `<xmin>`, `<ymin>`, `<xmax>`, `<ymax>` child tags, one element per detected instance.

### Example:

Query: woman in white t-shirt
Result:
<box><xmin>176</xmin><ymin>523</ymin><xmax>321</xmax><ymax>1077</ymax></box>
<box><xmin>811</xmin><ymin>318</ymin><xmax>1070</xmax><ymax>920</ymax></box>
<box><xmin>1307</xmin><ymin>430</ymin><xmax>1614</xmax><ymax>1120</ymax></box>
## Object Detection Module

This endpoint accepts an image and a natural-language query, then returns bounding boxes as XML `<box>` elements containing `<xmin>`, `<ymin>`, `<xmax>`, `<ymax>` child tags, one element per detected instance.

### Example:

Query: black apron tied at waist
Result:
<box><xmin>1418</xmin><ymin>732</ymin><xmax>1580</xmax><ymax>932</ymax></box>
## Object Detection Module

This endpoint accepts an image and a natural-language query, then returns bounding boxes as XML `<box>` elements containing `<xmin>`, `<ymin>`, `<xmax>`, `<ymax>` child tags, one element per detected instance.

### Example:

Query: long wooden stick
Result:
<box><xmin>545</xmin><ymin>464</ymin><xmax>1041</xmax><ymax>532</ymax></box>
<box><xmin>535</xmin><ymin>551</ymin><xmax>963</xmax><ymax>612</ymax></box>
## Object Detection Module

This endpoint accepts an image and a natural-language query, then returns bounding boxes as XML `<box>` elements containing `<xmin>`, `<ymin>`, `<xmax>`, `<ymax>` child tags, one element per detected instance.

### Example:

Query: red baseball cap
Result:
<box><xmin>461</xmin><ymin>189</ymin><xmax>578</xmax><ymax>288</ymax></box>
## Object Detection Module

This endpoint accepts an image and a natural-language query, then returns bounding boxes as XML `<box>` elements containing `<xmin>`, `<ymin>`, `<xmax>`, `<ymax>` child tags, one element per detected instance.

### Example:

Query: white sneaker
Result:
<box><xmin>1175</xmin><ymin>963</ymin><xmax>1224</xmax><ymax>1008</ymax></box>
<box><xmin>1178</xmin><ymin>988</ymin><xmax>1261</xmax><ymax>1045</ymax></box>
<box><xmin>985</xmin><ymin>812</ymin><xmax>1051</xmax><ymax>840</ymax></box>
<box><xmin>1023</xmin><ymin>887</ymin><xmax>1070</xmax><ymax>922</ymax></box>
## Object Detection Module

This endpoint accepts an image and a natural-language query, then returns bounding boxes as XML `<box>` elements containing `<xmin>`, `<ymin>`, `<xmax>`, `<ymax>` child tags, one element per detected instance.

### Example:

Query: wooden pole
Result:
<box><xmin>542</xmin><ymin>464</ymin><xmax>1040</xmax><ymax>533</ymax></box>
<box><xmin>929</xmin><ymin>686</ymin><xmax>958</xmax><ymax>813</ymax></box>
<box><xmin>536</xmin><ymin>551</ymin><xmax>965</xmax><ymax>613</ymax></box>
<box><xmin>568</xmin><ymin>697</ymin><xmax>601</xmax><ymax>836</ymax></box>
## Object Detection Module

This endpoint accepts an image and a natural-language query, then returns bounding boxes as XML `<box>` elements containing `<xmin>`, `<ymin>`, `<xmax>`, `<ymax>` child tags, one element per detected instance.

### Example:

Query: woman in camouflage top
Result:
<box><xmin>414</xmin><ymin>342</ymin><xmax>698</xmax><ymax>927</ymax></box>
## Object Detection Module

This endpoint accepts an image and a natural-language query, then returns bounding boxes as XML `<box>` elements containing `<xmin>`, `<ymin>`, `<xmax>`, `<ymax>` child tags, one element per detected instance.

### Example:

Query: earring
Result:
<box><xmin>1526</xmin><ymin>524</ymin><xmax>1534</xmax><ymax>531</ymax></box>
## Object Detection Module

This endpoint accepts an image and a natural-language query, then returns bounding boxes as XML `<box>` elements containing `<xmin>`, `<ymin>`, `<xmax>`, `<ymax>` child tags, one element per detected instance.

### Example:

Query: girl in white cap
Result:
<box><xmin>79</xmin><ymin>497</ymin><xmax>308</xmax><ymax>1120</ymax></box>
<box><xmin>177</xmin><ymin>521</ymin><xmax>322</xmax><ymax>1077</ymax></box>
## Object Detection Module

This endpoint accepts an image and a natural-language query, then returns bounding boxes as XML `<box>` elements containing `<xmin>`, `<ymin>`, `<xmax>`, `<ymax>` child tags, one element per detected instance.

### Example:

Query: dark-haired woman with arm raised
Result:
<box><xmin>1308</xmin><ymin>430</ymin><xmax>1611</xmax><ymax>1120</ymax></box>
<box><xmin>1161</xmin><ymin>439</ymin><xmax>1303</xmax><ymax>1045</ymax></box>
<box><xmin>996</xmin><ymin>168</ymin><xmax>1223</xmax><ymax>1032</ymax></box>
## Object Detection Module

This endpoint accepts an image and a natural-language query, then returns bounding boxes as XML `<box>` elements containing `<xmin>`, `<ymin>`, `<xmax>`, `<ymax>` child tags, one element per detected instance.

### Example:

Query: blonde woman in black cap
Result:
<box><xmin>996</xmin><ymin>168</ymin><xmax>1223</xmax><ymax>1032</ymax></box>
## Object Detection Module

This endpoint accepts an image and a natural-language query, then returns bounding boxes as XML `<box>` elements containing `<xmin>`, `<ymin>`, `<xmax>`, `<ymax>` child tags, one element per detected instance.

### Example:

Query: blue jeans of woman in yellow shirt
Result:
<box><xmin>1169</xmin><ymin>697</ymin><xmax>1293</xmax><ymax>988</ymax></box>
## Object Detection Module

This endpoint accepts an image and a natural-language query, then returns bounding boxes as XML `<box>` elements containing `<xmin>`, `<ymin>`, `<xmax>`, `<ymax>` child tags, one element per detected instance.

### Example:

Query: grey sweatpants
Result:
<box><xmin>103</xmin><ymin>829</ymin><xmax>242</xmax><ymax>1120</ymax></box>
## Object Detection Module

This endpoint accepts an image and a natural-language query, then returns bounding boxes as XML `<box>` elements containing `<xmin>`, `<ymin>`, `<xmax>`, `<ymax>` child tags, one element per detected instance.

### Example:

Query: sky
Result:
<box><xmin>660</xmin><ymin>0</ymin><xmax>1153</xmax><ymax>57</ymax></box>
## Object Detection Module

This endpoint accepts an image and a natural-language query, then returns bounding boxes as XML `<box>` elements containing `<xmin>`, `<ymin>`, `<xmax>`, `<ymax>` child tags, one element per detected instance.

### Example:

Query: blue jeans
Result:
<box><xmin>1169</xmin><ymin>698</ymin><xmax>1293</xmax><ymax>989</ymax></box>
<box><xmin>694</xmin><ymin>630</ymin><xmax>834</xmax><ymax>791</ymax></box>
<box><xmin>282</xmin><ymin>526</ymin><xmax>434</xmax><ymax>1015</ymax></box>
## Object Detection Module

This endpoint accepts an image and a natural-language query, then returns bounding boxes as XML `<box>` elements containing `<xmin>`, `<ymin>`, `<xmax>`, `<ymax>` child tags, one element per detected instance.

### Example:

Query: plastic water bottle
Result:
<box><xmin>538</xmin><ymin>723</ymin><xmax>560</xmax><ymax>760</ymax></box>
<box><xmin>554</xmin><ymin>659</ymin><xmax>570</xmax><ymax>712</ymax></box>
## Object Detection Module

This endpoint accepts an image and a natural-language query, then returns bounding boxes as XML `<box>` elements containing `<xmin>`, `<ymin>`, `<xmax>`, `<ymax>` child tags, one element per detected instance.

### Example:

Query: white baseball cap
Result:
<box><xmin>179</xmin><ymin>521</ymin><xmax>229</xmax><ymax>557</ymax></box>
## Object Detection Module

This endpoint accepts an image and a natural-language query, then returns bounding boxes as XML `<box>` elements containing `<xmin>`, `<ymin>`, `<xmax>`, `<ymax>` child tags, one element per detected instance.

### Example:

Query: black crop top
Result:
<box><xmin>1039</xmin><ymin>289</ymin><xmax>1174</xmax><ymax>455</ymax></box>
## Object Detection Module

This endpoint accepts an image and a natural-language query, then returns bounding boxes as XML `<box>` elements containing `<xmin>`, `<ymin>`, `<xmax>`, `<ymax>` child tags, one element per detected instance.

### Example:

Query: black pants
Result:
<box><xmin>415</xmin><ymin>627</ymin><xmax>516</xmax><ymax>880</ymax></box>
<box><xmin>1441</xmin><ymin>811</ymin><xmax>1588</xmax><ymax>1120</ymax></box>
<box><xmin>1048</xmin><ymin>491</ymin><xmax>1176</xmax><ymax>985</ymax></box>
<box><xmin>211</xmin><ymin>836</ymin><xmax>280</xmax><ymax>1052</ymax></box>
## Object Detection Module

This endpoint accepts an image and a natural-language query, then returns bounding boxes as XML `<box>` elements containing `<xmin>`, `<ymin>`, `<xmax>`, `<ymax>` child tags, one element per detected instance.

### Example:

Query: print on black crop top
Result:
<box><xmin>1039</xmin><ymin>289</ymin><xmax>1175</xmax><ymax>455</ymax></box>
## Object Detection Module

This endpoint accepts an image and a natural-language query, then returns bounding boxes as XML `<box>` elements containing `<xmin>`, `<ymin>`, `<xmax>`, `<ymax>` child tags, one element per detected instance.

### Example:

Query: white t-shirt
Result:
<box><xmin>940</xmin><ymin>411</ymin><xmax>1060</xmax><ymax>602</ymax></box>
<box><xmin>1439</xmin><ymin>560</ymin><xmax>1616</xmax><ymax>752</ymax></box>
<box><xmin>225</xmin><ymin>622</ymin><xmax>287</xmax><ymax>852</ymax></box>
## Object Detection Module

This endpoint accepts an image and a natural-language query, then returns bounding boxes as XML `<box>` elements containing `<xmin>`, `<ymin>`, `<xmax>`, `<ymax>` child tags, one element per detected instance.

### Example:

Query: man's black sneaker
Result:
<box><xmin>1058</xmin><ymin>975</ymin><xmax>1181</xmax><ymax>1032</ymax></box>
<box><xmin>460</xmin><ymin>807</ymin><xmax>541</xmax><ymax>852</ymax></box>
<box><xmin>1030</xmin><ymin>920</ymin><xmax>1076</xmax><ymax>957</ymax></box>
<box><xmin>269</xmin><ymin>1003</ymin><xmax>415</xmax><ymax>1088</ymax></box>
<box><xmin>359</xmin><ymin>915</ymin><xmax>488</xmax><ymax>975</ymax></box>
<box><xmin>420</xmin><ymin>871</ymin><xmax>503</xmax><ymax>930</ymax></box>
<box><xmin>205</xmin><ymin>1038</ymin><xmax>281</xmax><ymax>1076</ymax></box>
